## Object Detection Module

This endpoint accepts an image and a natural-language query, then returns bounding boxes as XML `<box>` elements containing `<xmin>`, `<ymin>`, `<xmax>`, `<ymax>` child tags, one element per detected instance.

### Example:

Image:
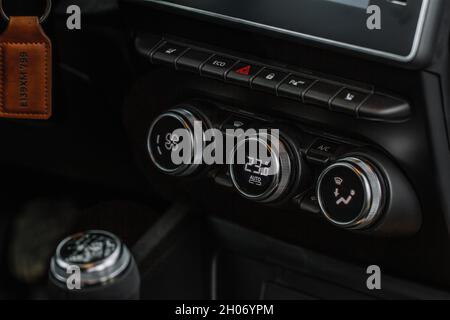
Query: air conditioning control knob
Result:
<box><xmin>147</xmin><ymin>108</ymin><xmax>205</xmax><ymax>176</ymax></box>
<box><xmin>317</xmin><ymin>157</ymin><xmax>385</xmax><ymax>229</ymax></box>
<box><xmin>229</xmin><ymin>132</ymin><xmax>296</xmax><ymax>203</ymax></box>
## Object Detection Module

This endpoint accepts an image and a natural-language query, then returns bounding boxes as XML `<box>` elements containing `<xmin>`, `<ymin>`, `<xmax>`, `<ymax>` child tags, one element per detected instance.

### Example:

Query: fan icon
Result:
<box><xmin>164</xmin><ymin>133</ymin><xmax>180</xmax><ymax>151</ymax></box>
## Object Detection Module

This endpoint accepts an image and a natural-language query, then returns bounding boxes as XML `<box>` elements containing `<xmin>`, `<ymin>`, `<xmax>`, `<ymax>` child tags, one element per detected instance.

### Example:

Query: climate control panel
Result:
<box><xmin>145</xmin><ymin>103</ymin><xmax>421</xmax><ymax>237</ymax></box>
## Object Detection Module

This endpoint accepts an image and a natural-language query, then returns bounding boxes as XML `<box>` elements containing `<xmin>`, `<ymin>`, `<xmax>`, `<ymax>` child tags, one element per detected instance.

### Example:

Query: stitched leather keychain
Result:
<box><xmin>0</xmin><ymin>0</ymin><xmax>52</xmax><ymax>120</ymax></box>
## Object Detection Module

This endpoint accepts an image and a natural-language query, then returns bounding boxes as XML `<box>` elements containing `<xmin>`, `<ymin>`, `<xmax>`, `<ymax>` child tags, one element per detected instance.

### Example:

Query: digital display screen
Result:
<box><xmin>144</xmin><ymin>0</ymin><xmax>427</xmax><ymax>61</ymax></box>
<box><xmin>245</xmin><ymin>156</ymin><xmax>271</xmax><ymax>177</ymax></box>
<box><xmin>230</xmin><ymin>138</ymin><xmax>279</xmax><ymax>199</ymax></box>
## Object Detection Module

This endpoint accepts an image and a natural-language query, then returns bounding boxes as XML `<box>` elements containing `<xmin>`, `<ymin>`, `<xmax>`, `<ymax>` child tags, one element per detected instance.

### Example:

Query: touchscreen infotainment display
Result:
<box><xmin>142</xmin><ymin>0</ymin><xmax>430</xmax><ymax>62</ymax></box>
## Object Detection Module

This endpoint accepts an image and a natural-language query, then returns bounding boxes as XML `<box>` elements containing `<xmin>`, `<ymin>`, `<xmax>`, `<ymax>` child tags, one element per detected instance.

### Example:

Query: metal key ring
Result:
<box><xmin>0</xmin><ymin>0</ymin><xmax>52</xmax><ymax>23</ymax></box>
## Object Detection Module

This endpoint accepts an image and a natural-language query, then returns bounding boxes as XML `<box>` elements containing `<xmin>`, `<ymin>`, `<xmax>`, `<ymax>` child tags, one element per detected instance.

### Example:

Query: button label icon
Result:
<box><xmin>289</xmin><ymin>79</ymin><xmax>306</xmax><ymax>87</ymax></box>
<box><xmin>265</xmin><ymin>73</ymin><xmax>276</xmax><ymax>80</ymax></box>
<box><xmin>235</xmin><ymin>65</ymin><xmax>252</xmax><ymax>75</ymax></box>
<box><xmin>336</xmin><ymin>190</ymin><xmax>356</xmax><ymax>206</ymax></box>
<box><xmin>333</xmin><ymin>176</ymin><xmax>356</xmax><ymax>206</ymax></box>
<box><xmin>165</xmin><ymin>48</ymin><xmax>178</xmax><ymax>55</ymax></box>
<box><xmin>248</xmin><ymin>175</ymin><xmax>262</xmax><ymax>186</ymax></box>
<box><xmin>233</xmin><ymin>121</ymin><xmax>244</xmax><ymax>128</ymax></box>
<box><xmin>317</xmin><ymin>144</ymin><xmax>332</xmax><ymax>153</ymax></box>
<box><xmin>345</xmin><ymin>93</ymin><xmax>356</xmax><ymax>101</ymax></box>
<box><xmin>212</xmin><ymin>60</ymin><xmax>227</xmax><ymax>67</ymax></box>
<box><xmin>334</xmin><ymin>177</ymin><xmax>343</xmax><ymax>186</ymax></box>
<box><xmin>164</xmin><ymin>133</ymin><xmax>180</xmax><ymax>152</ymax></box>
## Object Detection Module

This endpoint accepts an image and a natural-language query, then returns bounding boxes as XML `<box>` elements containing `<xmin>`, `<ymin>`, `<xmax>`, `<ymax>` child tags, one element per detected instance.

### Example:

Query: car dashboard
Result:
<box><xmin>1</xmin><ymin>0</ymin><xmax>450</xmax><ymax>301</ymax></box>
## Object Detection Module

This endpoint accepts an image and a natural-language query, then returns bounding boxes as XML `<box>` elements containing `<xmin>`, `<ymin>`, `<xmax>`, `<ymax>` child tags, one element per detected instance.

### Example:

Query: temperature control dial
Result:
<box><xmin>229</xmin><ymin>132</ymin><xmax>294</xmax><ymax>203</ymax></box>
<box><xmin>317</xmin><ymin>157</ymin><xmax>384</xmax><ymax>229</ymax></box>
<box><xmin>147</xmin><ymin>108</ymin><xmax>205</xmax><ymax>176</ymax></box>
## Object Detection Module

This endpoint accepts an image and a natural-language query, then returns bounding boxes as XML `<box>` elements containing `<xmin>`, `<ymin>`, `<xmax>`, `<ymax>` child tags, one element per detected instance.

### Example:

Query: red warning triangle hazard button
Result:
<box><xmin>227</xmin><ymin>63</ymin><xmax>262</xmax><ymax>84</ymax></box>
<box><xmin>235</xmin><ymin>65</ymin><xmax>252</xmax><ymax>75</ymax></box>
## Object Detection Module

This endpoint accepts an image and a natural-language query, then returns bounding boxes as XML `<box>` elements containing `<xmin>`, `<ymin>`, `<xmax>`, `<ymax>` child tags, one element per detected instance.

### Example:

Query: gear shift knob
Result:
<box><xmin>48</xmin><ymin>230</ymin><xmax>140</xmax><ymax>300</ymax></box>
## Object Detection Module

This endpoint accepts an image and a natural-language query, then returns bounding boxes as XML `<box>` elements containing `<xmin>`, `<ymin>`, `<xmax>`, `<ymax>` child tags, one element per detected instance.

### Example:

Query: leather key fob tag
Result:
<box><xmin>0</xmin><ymin>16</ymin><xmax>52</xmax><ymax>119</ymax></box>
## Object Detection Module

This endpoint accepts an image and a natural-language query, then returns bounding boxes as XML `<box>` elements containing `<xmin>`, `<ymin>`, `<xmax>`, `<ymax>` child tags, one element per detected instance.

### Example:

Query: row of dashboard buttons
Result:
<box><xmin>147</xmin><ymin>41</ymin><xmax>410</xmax><ymax>122</ymax></box>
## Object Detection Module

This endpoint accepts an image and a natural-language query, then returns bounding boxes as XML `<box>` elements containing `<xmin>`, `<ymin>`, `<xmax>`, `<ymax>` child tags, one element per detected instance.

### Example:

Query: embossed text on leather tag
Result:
<box><xmin>0</xmin><ymin>16</ymin><xmax>52</xmax><ymax>119</ymax></box>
